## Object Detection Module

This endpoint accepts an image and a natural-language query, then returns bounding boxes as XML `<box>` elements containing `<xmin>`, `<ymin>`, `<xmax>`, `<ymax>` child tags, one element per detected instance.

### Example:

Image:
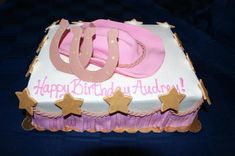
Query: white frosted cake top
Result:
<box><xmin>27</xmin><ymin>23</ymin><xmax>203</xmax><ymax>116</ymax></box>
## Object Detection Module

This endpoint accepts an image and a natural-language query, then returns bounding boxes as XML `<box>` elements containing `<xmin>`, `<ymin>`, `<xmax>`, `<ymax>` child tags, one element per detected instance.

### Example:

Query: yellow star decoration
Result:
<box><xmin>159</xmin><ymin>87</ymin><xmax>186</xmax><ymax>113</ymax></box>
<box><xmin>156</xmin><ymin>21</ymin><xmax>175</xmax><ymax>28</ymax></box>
<box><xmin>45</xmin><ymin>20</ymin><xmax>59</xmax><ymax>32</ymax></box>
<box><xmin>36</xmin><ymin>35</ymin><xmax>48</xmax><ymax>53</ymax></box>
<box><xmin>198</xmin><ymin>79</ymin><xmax>211</xmax><ymax>105</ymax></box>
<box><xmin>173</xmin><ymin>33</ymin><xmax>184</xmax><ymax>51</ymax></box>
<box><xmin>185</xmin><ymin>53</ymin><xmax>195</xmax><ymax>72</ymax></box>
<box><xmin>103</xmin><ymin>88</ymin><xmax>132</xmax><ymax>114</ymax></box>
<box><xmin>124</xmin><ymin>19</ymin><xmax>143</xmax><ymax>25</ymax></box>
<box><xmin>55</xmin><ymin>93</ymin><xmax>84</xmax><ymax>117</ymax></box>
<box><xmin>15</xmin><ymin>88</ymin><xmax>37</xmax><ymax>116</ymax></box>
<box><xmin>25</xmin><ymin>56</ymin><xmax>38</xmax><ymax>77</ymax></box>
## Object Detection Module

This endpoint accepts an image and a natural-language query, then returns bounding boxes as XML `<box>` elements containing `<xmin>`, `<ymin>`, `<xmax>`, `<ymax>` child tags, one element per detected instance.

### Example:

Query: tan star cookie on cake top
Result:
<box><xmin>15</xmin><ymin>88</ymin><xmax>37</xmax><ymax>116</ymax></box>
<box><xmin>159</xmin><ymin>87</ymin><xmax>186</xmax><ymax>113</ymax></box>
<box><xmin>104</xmin><ymin>88</ymin><xmax>132</xmax><ymax>114</ymax></box>
<box><xmin>55</xmin><ymin>93</ymin><xmax>84</xmax><ymax>117</ymax></box>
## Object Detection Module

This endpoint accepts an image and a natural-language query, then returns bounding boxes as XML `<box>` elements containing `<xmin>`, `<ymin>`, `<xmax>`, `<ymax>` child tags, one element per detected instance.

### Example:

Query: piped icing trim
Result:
<box><xmin>32</xmin><ymin>88</ymin><xmax>204</xmax><ymax>118</ymax></box>
<box><xmin>33</xmin><ymin>98</ymin><xmax>203</xmax><ymax>118</ymax></box>
<box><xmin>32</xmin><ymin>110</ymin><xmax>200</xmax><ymax>133</ymax></box>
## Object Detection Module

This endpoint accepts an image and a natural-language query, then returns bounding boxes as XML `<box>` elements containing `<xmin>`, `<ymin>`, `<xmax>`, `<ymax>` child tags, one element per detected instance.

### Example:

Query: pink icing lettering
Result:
<box><xmin>32</xmin><ymin>76</ymin><xmax>186</xmax><ymax>98</ymax></box>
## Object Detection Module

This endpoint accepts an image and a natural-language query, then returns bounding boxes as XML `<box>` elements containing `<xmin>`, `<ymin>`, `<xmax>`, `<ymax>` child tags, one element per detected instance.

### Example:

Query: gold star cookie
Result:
<box><xmin>198</xmin><ymin>79</ymin><xmax>211</xmax><ymax>105</ymax></box>
<box><xmin>55</xmin><ymin>93</ymin><xmax>83</xmax><ymax>117</ymax></box>
<box><xmin>45</xmin><ymin>20</ymin><xmax>59</xmax><ymax>32</ymax></box>
<box><xmin>15</xmin><ymin>88</ymin><xmax>37</xmax><ymax>116</ymax></box>
<box><xmin>185</xmin><ymin>53</ymin><xmax>195</xmax><ymax>72</ymax></box>
<box><xmin>36</xmin><ymin>35</ymin><xmax>48</xmax><ymax>53</ymax></box>
<box><xmin>173</xmin><ymin>33</ymin><xmax>184</xmax><ymax>51</ymax></box>
<box><xmin>25</xmin><ymin>56</ymin><xmax>38</xmax><ymax>77</ymax></box>
<box><xmin>156</xmin><ymin>22</ymin><xmax>175</xmax><ymax>28</ymax></box>
<box><xmin>104</xmin><ymin>88</ymin><xmax>132</xmax><ymax>114</ymax></box>
<box><xmin>159</xmin><ymin>87</ymin><xmax>186</xmax><ymax>113</ymax></box>
<box><xmin>124</xmin><ymin>19</ymin><xmax>143</xmax><ymax>25</ymax></box>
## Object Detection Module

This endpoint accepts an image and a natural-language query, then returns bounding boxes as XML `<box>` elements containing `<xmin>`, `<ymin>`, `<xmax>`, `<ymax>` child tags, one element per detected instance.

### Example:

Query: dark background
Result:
<box><xmin>0</xmin><ymin>0</ymin><xmax>235</xmax><ymax>155</ymax></box>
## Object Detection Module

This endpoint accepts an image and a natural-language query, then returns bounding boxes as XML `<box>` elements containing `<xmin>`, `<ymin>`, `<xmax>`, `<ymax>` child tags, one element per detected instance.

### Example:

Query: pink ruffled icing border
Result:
<box><xmin>32</xmin><ymin>108</ymin><xmax>199</xmax><ymax>132</ymax></box>
<box><xmin>33</xmin><ymin>98</ymin><xmax>204</xmax><ymax>118</ymax></box>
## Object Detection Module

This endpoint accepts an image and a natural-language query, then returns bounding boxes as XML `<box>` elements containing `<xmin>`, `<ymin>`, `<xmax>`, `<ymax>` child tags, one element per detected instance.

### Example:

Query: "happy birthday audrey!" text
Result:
<box><xmin>33</xmin><ymin>76</ymin><xmax>186</xmax><ymax>99</ymax></box>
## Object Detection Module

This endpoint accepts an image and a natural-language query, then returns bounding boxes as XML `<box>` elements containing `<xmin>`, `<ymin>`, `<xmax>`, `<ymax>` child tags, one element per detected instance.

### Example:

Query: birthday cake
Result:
<box><xmin>16</xmin><ymin>19</ymin><xmax>211</xmax><ymax>133</ymax></box>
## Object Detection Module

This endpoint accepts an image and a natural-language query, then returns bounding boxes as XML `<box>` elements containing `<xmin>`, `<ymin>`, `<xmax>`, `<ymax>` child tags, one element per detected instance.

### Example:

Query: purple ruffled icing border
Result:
<box><xmin>32</xmin><ymin>109</ymin><xmax>199</xmax><ymax>132</ymax></box>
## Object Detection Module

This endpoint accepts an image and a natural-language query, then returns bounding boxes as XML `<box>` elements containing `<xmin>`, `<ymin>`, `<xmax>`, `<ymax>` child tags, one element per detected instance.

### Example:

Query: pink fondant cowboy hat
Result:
<box><xmin>50</xmin><ymin>19</ymin><xmax>165</xmax><ymax>82</ymax></box>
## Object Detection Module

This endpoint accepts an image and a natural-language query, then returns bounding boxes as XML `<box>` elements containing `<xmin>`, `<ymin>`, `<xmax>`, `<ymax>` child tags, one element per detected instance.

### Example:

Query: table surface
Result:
<box><xmin>0</xmin><ymin>1</ymin><xmax>234</xmax><ymax>156</ymax></box>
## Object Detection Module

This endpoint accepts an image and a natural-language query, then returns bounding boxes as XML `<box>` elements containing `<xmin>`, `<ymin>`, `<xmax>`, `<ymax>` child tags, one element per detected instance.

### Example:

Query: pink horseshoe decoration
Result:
<box><xmin>49</xmin><ymin>19</ymin><xmax>71</xmax><ymax>73</ymax></box>
<box><xmin>49</xmin><ymin>19</ymin><xmax>95</xmax><ymax>73</ymax></box>
<box><xmin>69</xmin><ymin>27</ymin><xmax>119</xmax><ymax>82</ymax></box>
<box><xmin>79</xmin><ymin>25</ymin><xmax>96</xmax><ymax>67</ymax></box>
